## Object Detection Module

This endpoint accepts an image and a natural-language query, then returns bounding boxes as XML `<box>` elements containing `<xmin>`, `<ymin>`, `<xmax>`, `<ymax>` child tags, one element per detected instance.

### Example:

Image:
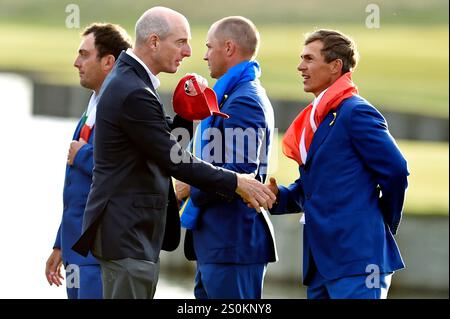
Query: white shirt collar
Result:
<box><xmin>313</xmin><ymin>89</ymin><xmax>328</xmax><ymax>107</ymax></box>
<box><xmin>86</xmin><ymin>91</ymin><xmax>98</xmax><ymax>116</ymax></box>
<box><xmin>126</xmin><ymin>48</ymin><xmax>160</xmax><ymax>90</ymax></box>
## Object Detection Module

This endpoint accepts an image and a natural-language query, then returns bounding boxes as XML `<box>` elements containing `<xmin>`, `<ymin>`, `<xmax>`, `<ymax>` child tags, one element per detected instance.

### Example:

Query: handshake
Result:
<box><xmin>176</xmin><ymin>173</ymin><xmax>279</xmax><ymax>212</ymax></box>
<box><xmin>234</xmin><ymin>173</ymin><xmax>278</xmax><ymax>212</ymax></box>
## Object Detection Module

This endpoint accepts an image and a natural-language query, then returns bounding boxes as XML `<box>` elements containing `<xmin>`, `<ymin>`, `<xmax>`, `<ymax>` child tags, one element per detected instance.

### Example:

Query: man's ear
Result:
<box><xmin>102</xmin><ymin>55</ymin><xmax>115</xmax><ymax>72</ymax></box>
<box><xmin>147</xmin><ymin>34</ymin><xmax>159</xmax><ymax>50</ymax></box>
<box><xmin>224</xmin><ymin>40</ymin><xmax>235</xmax><ymax>57</ymax></box>
<box><xmin>330</xmin><ymin>58</ymin><xmax>343</xmax><ymax>75</ymax></box>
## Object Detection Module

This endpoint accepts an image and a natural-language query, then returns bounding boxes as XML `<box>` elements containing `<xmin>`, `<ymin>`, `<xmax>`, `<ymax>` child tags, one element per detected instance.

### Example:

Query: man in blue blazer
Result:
<box><xmin>45</xmin><ymin>23</ymin><xmax>132</xmax><ymax>299</ymax></box>
<box><xmin>176</xmin><ymin>16</ymin><xmax>277</xmax><ymax>299</ymax></box>
<box><xmin>268</xmin><ymin>29</ymin><xmax>409</xmax><ymax>299</ymax></box>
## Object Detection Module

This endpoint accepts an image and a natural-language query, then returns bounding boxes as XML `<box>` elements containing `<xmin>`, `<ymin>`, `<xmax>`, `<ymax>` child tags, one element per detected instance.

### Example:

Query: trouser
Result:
<box><xmin>66</xmin><ymin>264</ymin><xmax>102</xmax><ymax>299</ymax></box>
<box><xmin>306</xmin><ymin>271</ymin><xmax>393</xmax><ymax>299</ymax></box>
<box><xmin>97</xmin><ymin>257</ymin><xmax>160</xmax><ymax>299</ymax></box>
<box><xmin>306</xmin><ymin>256</ymin><xmax>393</xmax><ymax>299</ymax></box>
<box><xmin>194</xmin><ymin>263</ymin><xmax>267</xmax><ymax>299</ymax></box>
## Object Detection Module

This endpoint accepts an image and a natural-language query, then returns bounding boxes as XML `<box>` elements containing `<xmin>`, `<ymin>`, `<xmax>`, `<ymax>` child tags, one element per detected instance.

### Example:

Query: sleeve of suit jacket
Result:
<box><xmin>269</xmin><ymin>176</ymin><xmax>305</xmax><ymax>215</ymax></box>
<box><xmin>54</xmin><ymin>143</ymin><xmax>93</xmax><ymax>249</ymax></box>
<box><xmin>190</xmin><ymin>95</ymin><xmax>266</xmax><ymax>207</ymax></box>
<box><xmin>72</xmin><ymin>143</ymin><xmax>94</xmax><ymax>176</ymax></box>
<box><xmin>349</xmin><ymin>103</ymin><xmax>409</xmax><ymax>235</ymax></box>
<box><xmin>167</xmin><ymin>114</ymin><xmax>193</xmax><ymax>151</ymax></box>
<box><xmin>120</xmin><ymin>88</ymin><xmax>237</xmax><ymax>199</ymax></box>
<box><xmin>53</xmin><ymin>224</ymin><xmax>62</xmax><ymax>249</ymax></box>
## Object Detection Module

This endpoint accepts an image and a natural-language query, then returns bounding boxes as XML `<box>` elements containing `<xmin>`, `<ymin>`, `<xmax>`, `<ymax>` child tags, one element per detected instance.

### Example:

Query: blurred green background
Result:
<box><xmin>1</xmin><ymin>0</ymin><xmax>448</xmax><ymax>215</ymax></box>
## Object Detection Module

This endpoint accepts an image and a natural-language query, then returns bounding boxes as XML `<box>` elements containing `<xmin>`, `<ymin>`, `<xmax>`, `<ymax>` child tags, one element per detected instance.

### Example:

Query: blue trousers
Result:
<box><xmin>66</xmin><ymin>264</ymin><xmax>103</xmax><ymax>299</ymax></box>
<box><xmin>194</xmin><ymin>263</ymin><xmax>266</xmax><ymax>299</ymax></box>
<box><xmin>306</xmin><ymin>267</ymin><xmax>392</xmax><ymax>299</ymax></box>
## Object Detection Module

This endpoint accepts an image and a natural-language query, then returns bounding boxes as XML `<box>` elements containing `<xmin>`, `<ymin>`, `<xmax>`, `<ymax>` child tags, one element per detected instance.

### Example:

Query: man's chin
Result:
<box><xmin>209</xmin><ymin>70</ymin><xmax>220</xmax><ymax>79</ymax></box>
<box><xmin>302</xmin><ymin>86</ymin><xmax>312</xmax><ymax>94</ymax></box>
<box><xmin>80</xmin><ymin>81</ymin><xmax>93</xmax><ymax>90</ymax></box>
<box><xmin>166</xmin><ymin>66</ymin><xmax>178</xmax><ymax>74</ymax></box>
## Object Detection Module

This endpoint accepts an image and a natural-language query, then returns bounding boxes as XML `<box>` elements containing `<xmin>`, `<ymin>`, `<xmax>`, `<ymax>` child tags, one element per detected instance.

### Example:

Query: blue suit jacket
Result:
<box><xmin>185</xmin><ymin>80</ymin><xmax>278</xmax><ymax>264</ymax></box>
<box><xmin>54</xmin><ymin>116</ymin><xmax>98</xmax><ymax>266</ymax></box>
<box><xmin>271</xmin><ymin>95</ymin><xmax>408</xmax><ymax>284</ymax></box>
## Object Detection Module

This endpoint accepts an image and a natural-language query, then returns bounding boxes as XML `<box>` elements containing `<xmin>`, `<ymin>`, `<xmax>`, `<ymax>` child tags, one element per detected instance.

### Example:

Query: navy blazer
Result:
<box><xmin>53</xmin><ymin>114</ymin><xmax>98</xmax><ymax>266</ymax></box>
<box><xmin>271</xmin><ymin>95</ymin><xmax>409</xmax><ymax>284</ymax></box>
<box><xmin>72</xmin><ymin>52</ymin><xmax>238</xmax><ymax>262</ymax></box>
<box><xmin>185</xmin><ymin>80</ymin><xmax>278</xmax><ymax>264</ymax></box>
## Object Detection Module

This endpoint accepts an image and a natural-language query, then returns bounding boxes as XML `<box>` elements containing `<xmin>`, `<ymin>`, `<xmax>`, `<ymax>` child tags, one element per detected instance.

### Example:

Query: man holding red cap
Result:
<box><xmin>72</xmin><ymin>7</ymin><xmax>276</xmax><ymax>299</ymax></box>
<box><xmin>175</xmin><ymin>16</ymin><xmax>277</xmax><ymax>299</ymax></box>
<box><xmin>173</xmin><ymin>73</ymin><xmax>229</xmax><ymax>121</ymax></box>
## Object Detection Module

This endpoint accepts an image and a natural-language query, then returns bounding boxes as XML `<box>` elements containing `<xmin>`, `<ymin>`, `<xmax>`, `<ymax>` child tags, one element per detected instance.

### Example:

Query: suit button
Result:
<box><xmin>64</xmin><ymin>205</ymin><xmax>68</xmax><ymax>210</ymax></box>
<box><xmin>306</xmin><ymin>193</ymin><xmax>311</xmax><ymax>200</ymax></box>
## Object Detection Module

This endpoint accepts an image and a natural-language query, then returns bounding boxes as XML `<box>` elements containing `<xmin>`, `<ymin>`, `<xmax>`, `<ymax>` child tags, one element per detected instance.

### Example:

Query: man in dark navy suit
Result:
<box><xmin>45</xmin><ymin>23</ymin><xmax>132</xmax><ymax>298</ymax></box>
<box><xmin>72</xmin><ymin>7</ymin><xmax>276</xmax><ymax>299</ymax></box>
<box><xmin>269</xmin><ymin>29</ymin><xmax>409</xmax><ymax>299</ymax></box>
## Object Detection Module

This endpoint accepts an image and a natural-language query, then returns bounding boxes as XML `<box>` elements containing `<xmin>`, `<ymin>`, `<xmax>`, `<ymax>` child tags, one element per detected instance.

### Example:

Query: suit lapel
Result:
<box><xmin>210</xmin><ymin>94</ymin><xmax>231</xmax><ymax>128</ymax></box>
<box><xmin>118</xmin><ymin>52</ymin><xmax>173</xmax><ymax>128</ymax></box>
<box><xmin>305</xmin><ymin>111</ymin><xmax>337</xmax><ymax>167</ymax></box>
<box><xmin>118</xmin><ymin>52</ymin><xmax>161</xmax><ymax>104</ymax></box>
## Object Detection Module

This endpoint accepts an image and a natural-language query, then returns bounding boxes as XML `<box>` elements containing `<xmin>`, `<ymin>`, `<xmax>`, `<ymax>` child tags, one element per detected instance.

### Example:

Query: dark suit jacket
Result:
<box><xmin>72</xmin><ymin>51</ymin><xmax>237</xmax><ymax>262</ymax></box>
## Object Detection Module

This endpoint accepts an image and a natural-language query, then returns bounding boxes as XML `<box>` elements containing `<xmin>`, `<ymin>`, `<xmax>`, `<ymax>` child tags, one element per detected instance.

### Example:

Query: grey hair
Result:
<box><xmin>135</xmin><ymin>10</ymin><xmax>171</xmax><ymax>45</ymax></box>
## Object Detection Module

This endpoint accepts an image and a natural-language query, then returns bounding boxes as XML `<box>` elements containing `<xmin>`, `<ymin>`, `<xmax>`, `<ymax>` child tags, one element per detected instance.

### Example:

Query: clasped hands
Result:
<box><xmin>175</xmin><ymin>174</ymin><xmax>279</xmax><ymax>213</ymax></box>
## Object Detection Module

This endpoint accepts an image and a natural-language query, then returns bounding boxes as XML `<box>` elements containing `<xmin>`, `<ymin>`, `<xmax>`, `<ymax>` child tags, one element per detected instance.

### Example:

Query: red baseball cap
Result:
<box><xmin>173</xmin><ymin>74</ymin><xmax>229</xmax><ymax>121</ymax></box>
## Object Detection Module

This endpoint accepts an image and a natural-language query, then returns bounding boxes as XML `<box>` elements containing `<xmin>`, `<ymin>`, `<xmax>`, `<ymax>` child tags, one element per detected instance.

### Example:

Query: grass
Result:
<box><xmin>1</xmin><ymin>0</ymin><xmax>448</xmax><ymax>26</ymax></box>
<box><xmin>1</xmin><ymin>22</ymin><xmax>448</xmax><ymax>117</ymax></box>
<box><xmin>0</xmin><ymin>1</ymin><xmax>448</xmax><ymax>215</ymax></box>
<box><xmin>269</xmin><ymin>136</ymin><xmax>449</xmax><ymax>216</ymax></box>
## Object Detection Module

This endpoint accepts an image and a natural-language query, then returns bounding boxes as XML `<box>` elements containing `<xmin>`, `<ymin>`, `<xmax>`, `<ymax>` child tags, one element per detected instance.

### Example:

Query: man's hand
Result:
<box><xmin>67</xmin><ymin>138</ymin><xmax>87</xmax><ymax>166</ymax></box>
<box><xmin>268</xmin><ymin>177</ymin><xmax>279</xmax><ymax>197</ymax></box>
<box><xmin>235</xmin><ymin>173</ymin><xmax>276</xmax><ymax>212</ymax></box>
<box><xmin>45</xmin><ymin>248</ymin><xmax>64</xmax><ymax>287</ymax></box>
<box><xmin>175</xmin><ymin>180</ymin><xmax>190</xmax><ymax>201</ymax></box>
<box><xmin>185</xmin><ymin>73</ymin><xmax>208</xmax><ymax>95</ymax></box>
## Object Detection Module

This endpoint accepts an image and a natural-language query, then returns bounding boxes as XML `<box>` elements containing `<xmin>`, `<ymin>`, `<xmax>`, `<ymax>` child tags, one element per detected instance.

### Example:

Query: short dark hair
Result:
<box><xmin>305</xmin><ymin>29</ymin><xmax>359</xmax><ymax>73</ymax></box>
<box><xmin>82</xmin><ymin>23</ymin><xmax>132</xmax><ymax>60</ymax></box>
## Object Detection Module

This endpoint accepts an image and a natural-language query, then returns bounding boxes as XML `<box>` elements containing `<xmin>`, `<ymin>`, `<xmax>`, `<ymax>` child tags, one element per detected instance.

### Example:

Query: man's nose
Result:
<box><xmin>74</xmin><ymin>56</ymin><xmax>81</xmax><ymax>68</ymax></box>
<box><xmin>183</xmin><ymin>44</ymin><xmax>192</xmax><ymax>57</ymax></box>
